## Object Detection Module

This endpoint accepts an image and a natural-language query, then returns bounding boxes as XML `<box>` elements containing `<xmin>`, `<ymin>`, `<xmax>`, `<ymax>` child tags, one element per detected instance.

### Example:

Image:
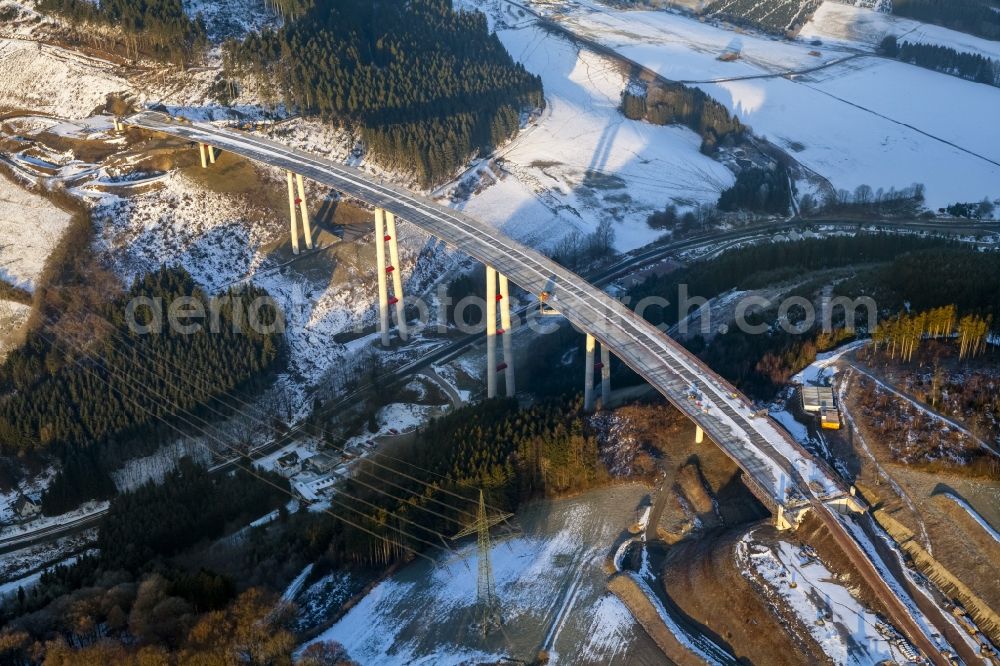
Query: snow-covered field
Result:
<box><xmin>739</xmin><ymin>532</ymin><xmax>898</xmax><ymax>664</ymax></box>
<box><xmin>528</xmin><ymin>0</ymin><xmax>1000</xmax><ymax>210</ymax></box>
<box><xmin>300</xmin><ymin>485</ymin><xmax>658</xmax><ymax>665</ymax></box>
<box><xmin>457</xmin><ymin>0</ymin><xmax>735</xmax><ymax>252</ymax></box>
<box><xmin>0</xmin><ymin>171</ymin><xmax>73</xmax><ymax>291</ymax></box>
<box><xmin>0</xmin><ymin>39</ymin><xmax>128</xmax><ymax>117</ymax></box>
<box><xmin>801</xmin><ymin>1</ymin><xmax>1000</xmax><ymax>61</ymax></box>
<box><xmin>533</xmin><ymin>0</ymin><xmax>849</xmax><ymax>81</ymax></box>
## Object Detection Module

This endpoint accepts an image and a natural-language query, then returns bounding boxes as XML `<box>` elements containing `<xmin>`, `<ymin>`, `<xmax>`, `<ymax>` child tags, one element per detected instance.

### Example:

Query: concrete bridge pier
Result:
<box><xmin>384</xmin><ymin>211</ymin><xmax>406</xmax><ymax>341</ymax></box>
<box><xmin>208</xmin><ymin>144</ymin><xmax>216</xmax><ymax>164</ymax></box>
<box><xmin>286</xmin><ymin>171</ymin><xmax>300</xmax><ymax>255</ymax></box>
<box><xmin>373</xmin><ymin>208</ymin><xmax>407</xmax><ymax>346</ymax></box>
<box><xmin>486</xmin><ymin>265</ymin><xmax>515</xmax><ymax>399</ymax></box>
<box><xmin>695</xmin><ymin>425</ymin><xmax>704</xmax><ymax>444</ymax></box>
<box><xmin>199</xmin><ymin>142</ymin><xmax>208</xmax><ymax>169</ymax></box>
<box><xmin>583</xmin><ymin>334</ymin><xmax>611</xmax><ymax>411</ymax></box>
<box><xmin>375</xmin><ymin>208</ymin><xmax>391</xmax><ymax>346</ymax></box>
<box><xmin>499</xmin><ymin>272</ymin><xmax>514</xmax><ymax>397</ymax></box>
<box><xmin>295</xmin><ymin>174</ymin><xmax>313</xmax><ymax>250</ymax></box>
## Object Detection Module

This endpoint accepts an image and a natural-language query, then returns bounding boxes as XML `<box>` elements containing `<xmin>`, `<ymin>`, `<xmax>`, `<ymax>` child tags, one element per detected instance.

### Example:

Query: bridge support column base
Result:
<box><xmin>199</xmin><ymin>142</ymin><xmax>207</xmax><ymax>169</ymax></box>
<box><xmin>386</xmin><ymin>212</ymin><xmax>406</xmax><ymax>341</ymax></box>
<box><xmin>486</xmin><ymin>265</ymin><xmax>514</xmax><ymax>399</ymax></box>
<box><xmin>695</xmin><ymin>425</ymin><xmax>704</xmax><ymax>444</ymax></box>
<box><xmin>775</xmin><ymin>505</ymin><xmax>794</xmax><ymax>531</ymax></box>
<box><xmin>375</xmin><ymin>208</ymin><xmax>390</xmax><ymax>346</ymax></box>
<box><xmin>286</xmin><ymin>171</ymin><xmax>300</xmax><ymax>255</ymax></box>
<box><xmin>583</xmin><ymin>334</ymin><xmax>610</xmax><ymax>411</ymax></box>
<box><xmin>295</xmin><ymin>174</ymin><xmax>313</xmax><ymax>250</ymax></box>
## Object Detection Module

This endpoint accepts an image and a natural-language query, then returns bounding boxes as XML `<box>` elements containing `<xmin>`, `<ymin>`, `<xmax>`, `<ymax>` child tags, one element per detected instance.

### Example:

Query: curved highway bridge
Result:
<box><xmin>125</xmin><ymin>111</ymin><xmax>960</xmax><ymax>664</ymax></box>
<box><xmin>129</xmin><ymin>111</ymin><xmax>817</xmax><ymax>510</ymax></box>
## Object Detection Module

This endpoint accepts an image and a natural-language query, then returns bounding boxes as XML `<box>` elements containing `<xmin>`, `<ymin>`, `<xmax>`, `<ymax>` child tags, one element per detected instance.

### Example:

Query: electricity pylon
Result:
<box><xmin>451</xmin><ymin>489</ymin><xmax>512</xmax><ymax>636</ymax></box>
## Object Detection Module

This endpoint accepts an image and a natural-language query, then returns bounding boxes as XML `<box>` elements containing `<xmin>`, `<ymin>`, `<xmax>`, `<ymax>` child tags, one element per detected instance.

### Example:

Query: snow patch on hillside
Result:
<box><xmin>454</xmin><ymin>0</ymin><xmax>735</xmax><ymax>252</ymax></box>
<box><xmin>523</xmin><ymin>0</ymin><xmax>1000</xmax><ymax>210</ymax></box>
<box><xmin>0</xmin><ymin>39</ymin><xmax>128</xmax><ymax>117</ymax></box>
<box><xmin>801</xmin><ymin>2</ymin><xmax>1000</xmax><ymax>61</ymax></box>
<box><xmin>739</xmin><ymin>533</ymin><xmax>897</xmax><ymax>665</ymax></box>
<box><xmin>0</xmin><ymin>171</ymin><xmax>73</xmax><ymax>291</ymax></box>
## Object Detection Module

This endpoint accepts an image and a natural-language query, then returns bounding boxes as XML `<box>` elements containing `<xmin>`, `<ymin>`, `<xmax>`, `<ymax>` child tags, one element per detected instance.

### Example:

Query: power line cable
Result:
<box><xmin>29</xmin><ymin>319</ymin><xmax>456</xmax><ymax>567</ymax></box>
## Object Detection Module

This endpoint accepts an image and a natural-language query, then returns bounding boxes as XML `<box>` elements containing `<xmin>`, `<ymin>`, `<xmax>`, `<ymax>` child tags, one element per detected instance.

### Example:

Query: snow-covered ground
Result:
<box><xmin>739</xmin><ymin>532</ymin><xmax>899</xmax><ymax>664</ymax></box>
<box><xmin>793</xmin><ymin>339</ymin><xmax>867</xmax><ymax>385</ymax></box>
<box><xmin>457</xmin><ymin>0</ymin><xmax>735</xmax><ymax>252</ymax></box>
<box><xmin>532</xmin><ymin>0</ymin><xmax>849</xmax><ymax>81</ymax></box>
<box><xmin>0</xmin><ymin>171</ymin><xmax>73</xmax><ymax>291</ymax></box>
<box><xmin>0</xmin><ymin>528</ymin><xmax>95</xmax><ymax>584</ymax></box>
<box><xmin>0</xmin><ymin>549</ymin><xmax>97</xmax><ymax>601</ymax></box>
<box><xmin>0</xmin><ymin>39</ymin><xmax>129</xmax><ymax>117</ymax></box>
<box><xmin>528</xmin><ymin>0</ymin><xmax>1000</xmax><ymax>210</ymax></box>
<box><xmin>300</xmin><ymin>485</ymin><xmax>657</xmax><ymax>665</ymax></box>
<box><xmin>0</xmin><ymin>500</ymin><xmax>107</xmax><ymax>541</ymax></box>
<box><xmin>0</xmin><ymin>467</ymin><xmax>54</xmax><ymax>526</ymax></box>
<box><xmin>343</xmin><ymin>403</ymin><xmax>441</xmax><ymax>446</ymax></box>
<box><xmin>801</xmin><ymin>1</ymin><xmax>1000</xmax><ymax>61</ymax></box>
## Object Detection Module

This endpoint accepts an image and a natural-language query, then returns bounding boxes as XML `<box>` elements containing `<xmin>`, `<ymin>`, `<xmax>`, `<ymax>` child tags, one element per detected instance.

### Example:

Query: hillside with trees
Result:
<box><xmin>0</xmin><ymin>394</ymin><xmax>609</xmax><ymax>661</ymax></box>
<box><xmin>36</xmin><ymin>0</ymin><xmax>207</xmax><ymax>63</ymax></box>
<box><xmin>718</xmin><ymin>165</ymin><xmax>792</xmax><ymax>214</ymax></box>
<box><xmin>891</xmin><ymin>0</ymin><xmax>1000</xmax><ymax>41</ymax></box>
<box><xmin>621</xmin><ymin>82</ymin><xmax>744</xmax><ymax>154</ymax></box>
<box><xmin>223</xmin><ymin>0</ymin><xmax>543</xmax><ymax>186</ymax></box>
<box><xmin>0</xmin><ymin>267</ymin><xmax>284</xmax><ymax>513</ymax></box>
<box><xmin>625</xmin><ymin>235</ymin><xmax>972</xmax><ymax>397</ymax></box>
<box><xmin>880</xmin><ymin>36</ymin><xmax>1000</xmax><ymax>87</ymax></box>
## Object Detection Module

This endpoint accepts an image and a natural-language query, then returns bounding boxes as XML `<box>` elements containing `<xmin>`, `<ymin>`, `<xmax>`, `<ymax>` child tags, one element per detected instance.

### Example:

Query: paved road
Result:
<box><xmin>0</xmin><ymin>509</ymin><xmax>104</xmax><ymax>555</ymax></box>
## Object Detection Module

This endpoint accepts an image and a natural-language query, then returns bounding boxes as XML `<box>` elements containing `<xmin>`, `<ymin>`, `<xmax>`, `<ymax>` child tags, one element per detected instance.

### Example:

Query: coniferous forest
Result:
<box><xmin>891</xmin><ymin>0</ymin><xmax>1000</xmax><ymax>41</ymax></box>
<box><xmin>621</xmin><ymin>83</ymin><xmax>744</xmax><ymax>154</ymax></box>
<box><xmin>35</xmin><ymin>0</ymin><xmax>208</xmax><ymax>62</ymax></box>
<box><xmin>624</xmin><ymin>235</ymin><xmax>1000</xmax><ymax>398</ymax></box>
<box><xmin>0</xmin><ymin>267</ymin><xmax>284</xmax><ymax>513</ymax></box>
<box><xmin>881</xmin><ymin>36</ymin><xmax>1000</xmax><ymax>87</ymax></box>
<box><xmin>718</xmin><ymin>165</ymin><xmax>792</xmax><ymax>214</ymax></box>
<box><xmin>223</xmin><ymin>0</ymin><xmax>544</xmax><ymax>185</ymax></box>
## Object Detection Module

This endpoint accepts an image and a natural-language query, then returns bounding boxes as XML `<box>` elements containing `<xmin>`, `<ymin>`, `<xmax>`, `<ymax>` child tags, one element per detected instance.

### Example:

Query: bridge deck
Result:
<box><xmin>128</xmin><ymin>111</ymin><xmax>843</xmax><ymax>509</ymax></box>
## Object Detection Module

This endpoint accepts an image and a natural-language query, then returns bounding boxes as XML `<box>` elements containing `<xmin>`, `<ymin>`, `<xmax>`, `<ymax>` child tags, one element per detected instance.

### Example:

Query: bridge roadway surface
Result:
<box><xmin>128</xmin><ymin>111</ymin><xmax>955</xmax><ymax>664</ymax></box>
<box><xmin>130</xmin><ymin>110</ymin><xmax>809</xmax><ymax>508</ymax></box>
